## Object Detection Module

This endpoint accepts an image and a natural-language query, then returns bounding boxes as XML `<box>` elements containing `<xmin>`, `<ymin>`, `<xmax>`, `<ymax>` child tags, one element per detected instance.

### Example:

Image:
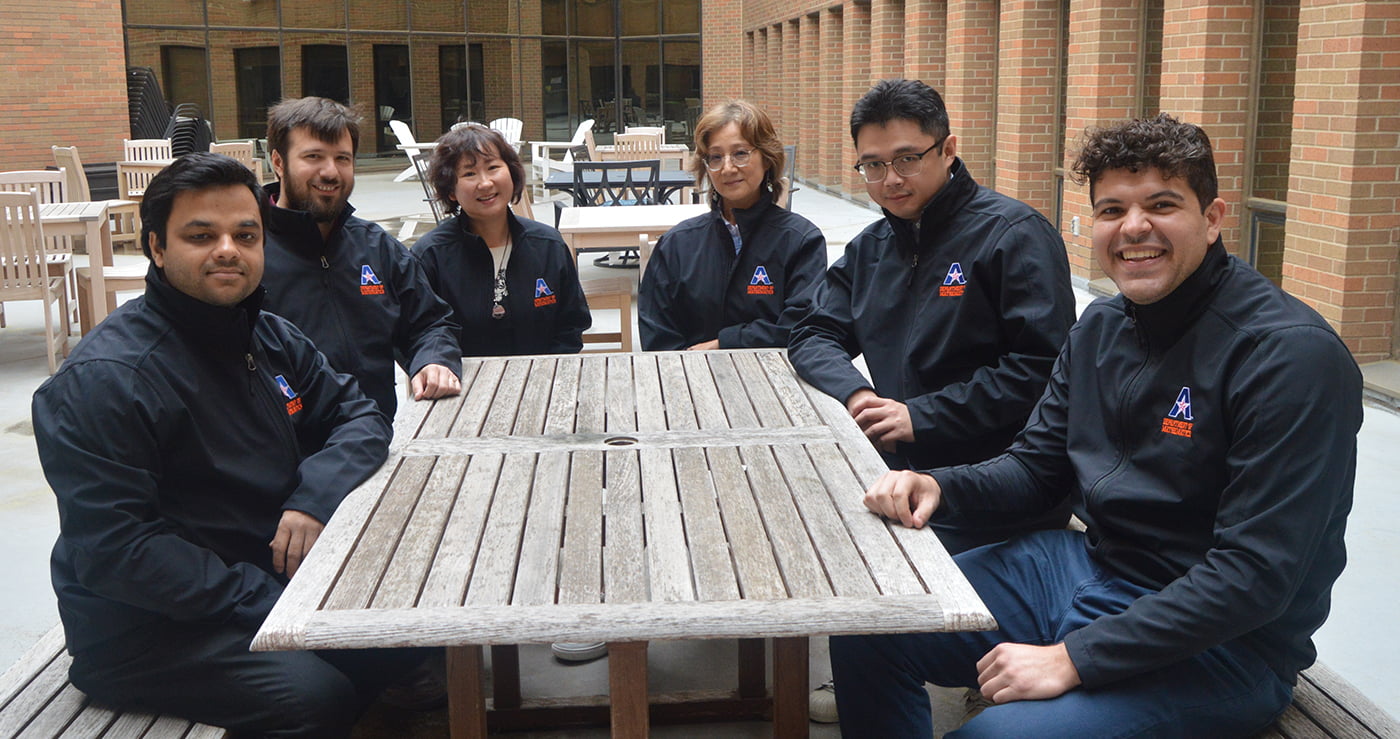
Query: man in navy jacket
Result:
<box><xmin>262</xmin><ymin>96</ymin><xmax>461</xmax><ymax>419</ymax></box>
<box><xmin>789</xmin><ymin>80</ymin><xmax>1076</xmax><ymax>554</ymax></box>
<box><xmin>33</xmin><ymin>153</ymin><xmax>416</xmax><ymax>736</ymax></box>
<box><xmin>832</xmin><ymin>115</ymin><xmax>1362</xmax><ymax>737</ymax></box>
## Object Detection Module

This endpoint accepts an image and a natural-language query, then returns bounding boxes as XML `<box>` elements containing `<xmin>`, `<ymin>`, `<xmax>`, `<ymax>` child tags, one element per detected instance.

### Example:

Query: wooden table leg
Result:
<box><xmin>447</xmin><ymin>646</ymin><xmax>488</xmax><ymax>739</ymax></box>
<box><xmin>490</xmin><ymin>645</ymin><xmax>522</xmax><ymax>709</ymax></box>
<box><xmin>738</xmin><ymin>638</ymin><xmax>766</xmax><ymax>699</ymax></box>
<box><xmin>773</xmin><ymin>637</ymin><xmax>810</xmax><ymax>738</ymax></box>
<box><xmin>607</xmin><ymin>641</ymin><xmax>649</xmax><ymax>739</ymax></box>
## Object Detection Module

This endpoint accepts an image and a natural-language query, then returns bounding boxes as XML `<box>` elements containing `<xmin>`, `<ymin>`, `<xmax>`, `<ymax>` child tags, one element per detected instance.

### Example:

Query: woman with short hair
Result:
<box><xmin>412</xmin><ymin>123</ymin><xmax>590</xmax><ymax>356</ymax></box>
<box><xmin>638</xmin><ymin>100</ymin><xmax>827</xmax><ymax>351</ymax></box>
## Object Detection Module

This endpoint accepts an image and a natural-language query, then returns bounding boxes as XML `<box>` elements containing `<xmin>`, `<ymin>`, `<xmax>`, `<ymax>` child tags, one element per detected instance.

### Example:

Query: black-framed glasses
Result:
<box><xmin>703</xmin><ymin>149</ymin><xmax>754</xmax><ymax>171</ymax></box>
<box><xmin>852</xmin><ymin>139</ymin><xmax>946</xmax><ymax>183</ymax></box>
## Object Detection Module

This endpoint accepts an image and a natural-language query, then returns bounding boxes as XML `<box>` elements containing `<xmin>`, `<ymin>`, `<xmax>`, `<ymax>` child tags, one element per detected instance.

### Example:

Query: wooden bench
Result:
<box><xmin>0</xmin><ymin>624</ymin><xmax>226</xmax><ymax>738</ymax></box>
<box><xmin>1259</xmin><ymin>661</ymin><xmax>1398</xmax><ymax>738</ymax></box>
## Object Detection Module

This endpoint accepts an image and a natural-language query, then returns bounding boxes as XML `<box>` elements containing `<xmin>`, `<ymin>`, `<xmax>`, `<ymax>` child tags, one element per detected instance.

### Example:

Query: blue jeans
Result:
<box><xmin>830</xmin><ymin>530</ymin><xmax>1292</xmax><ymax>738</ymax></box>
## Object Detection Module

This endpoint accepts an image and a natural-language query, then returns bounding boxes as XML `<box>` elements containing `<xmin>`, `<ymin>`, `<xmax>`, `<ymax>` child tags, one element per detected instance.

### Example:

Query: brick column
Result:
<box><xmin>1285</xmin><ymin>0</ymin><xmax>1400</xmax><ymax>361</ymax></box>
<box><xmin>1061</xmin><ymin>1</ymin><xmax>1144</xmax><ymax>281</ymax></box>
<box><xmin>819</xmin><ymin>8</ymin><xmax>844</xmax><ymax>189</ymax></box>
<box><xmin>800</xmin><ymin>12</ymin><xmax>821</xmax><ymax>187</ymax></box>
<box><xmin>995</xmin><ymin>0</ymin><xmax>1061</xmax><ymax>219</ymax></box>
<box><xmin>703</xmin><ymin>0</ymin><xmax>743</xmax><ymax>105</ymax></box>
<box><xmin>906</xmin><ymin>0</ymin><xmax>947</xmax><ymax>88</ymax></box>
<box><xmin>1158</xmin><ymin>0</ymin><xmax>1254</xmax><ymax>254</ymax></box>
<box><xmin>843</xmin><ymin>2</ymin><xmax>873</xmax><ymax>197</ymax></box>
<box><xmin>782</xmin><ymin>19</ymin><xmax>801</xmax><ymax>149</ymax></box>
<box><xmin>769</xmin><ymin>24</ymin><xmax>784</xmax><ymax>133</ymax></box>
<box><xmin>945</xmin><ymin>0</ymin><xmax>998</xmax><ymax>183</ymax></box>
<box><xmin>871</xmin><ymin>0</ymin><xmax>906</xmax><ymax>81</ymax></box>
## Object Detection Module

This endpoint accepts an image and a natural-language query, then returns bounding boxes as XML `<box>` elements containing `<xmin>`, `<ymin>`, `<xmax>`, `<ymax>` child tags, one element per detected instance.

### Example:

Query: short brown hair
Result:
<box><xmin>689</xmin><ymin>100</ymin><xmax>786</xmax><ymax>205</ymax></box>
<box><xmin>265</xmin><ymin>97</ymin><xmax>362</xmax><ymax>161</ymax></box>
<box><xmin>1071</xmin><ymin>113</ymin><xmax>1218</xmax><ymax>210</ymax></box>
<box><xmin>427</xmin><ymin>123</ymin><xmax>526</xmax><ymax>217</ymax></box>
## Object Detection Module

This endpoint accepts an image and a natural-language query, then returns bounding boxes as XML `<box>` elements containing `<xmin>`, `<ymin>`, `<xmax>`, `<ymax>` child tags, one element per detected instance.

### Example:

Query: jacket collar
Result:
<box><xmin>1125</xmin><ymin>238</ymin><xmax>1231</xmax><ymax>347</ymax></box>
<box><xmin>886</xmin><ymin>157</ymin><xmax>978</xmax><ymax>257</ymax></box>
<box><xmin>709</xmin><ymin>192</ymin><xmax>775</xmax><ymax>236</ymax></box>
<box><xmin>144</xmin><ymin>264</ymin><xmax>266</xmax><ymax>358</ymax></box>
<box><xmin>262</xmin><ymin>182</ymin><xmax>355</xmax><ymax>255</ymax></box>
<box><xmin>453</xmin><ymin>208</ymin><xmax>526</xmax><ymax>252</ymax></box>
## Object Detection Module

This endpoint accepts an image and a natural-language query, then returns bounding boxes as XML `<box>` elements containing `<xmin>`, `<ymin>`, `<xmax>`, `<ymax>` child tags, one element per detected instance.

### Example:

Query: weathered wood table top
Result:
<box><xmin>253</xmin><ymin>349</ymin><xmax>994</xmax><ymax>736</ymax></box>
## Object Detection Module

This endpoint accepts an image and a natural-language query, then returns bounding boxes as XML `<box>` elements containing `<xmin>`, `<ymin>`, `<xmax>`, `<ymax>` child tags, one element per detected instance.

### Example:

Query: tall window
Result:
<box><xmin>1245</xmin><ymin>0</ymin><xmax>1300</xmax><ymax>285</ymax></box>
<box><xmin>440</xmin><ymin>44</ymin><xmax>485</xmax><ymax>130</ymax></box>
<box><xmin>235</xmin><ymin>47</ymin><xmax>281</xmax><ymax>140</ymax></box>
<box><xmin>1138</xmin><ymin>0</ymin><xmax>1164</xmax><ymax>117</ymax></box>
<box><xmin>161</xmin><ymin>46</ymin><xmax>210</xmax><ymax>117</ymax></box>
<box><xmin>374</xmin><ymin>45</ymin><xmax>412</xmax><ymax>152</ymax></box>
<box><xmin>302</xmin><ymin>45</ymin><xmax>349</xmax><ymax>104</ymax></box>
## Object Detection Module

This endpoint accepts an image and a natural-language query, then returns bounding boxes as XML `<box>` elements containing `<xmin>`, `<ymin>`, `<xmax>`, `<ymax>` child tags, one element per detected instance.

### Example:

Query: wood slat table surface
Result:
<box><xmin>253</xmin><ymin>349</ymin><xmax>994</xmax><ymax>737</ymax></box>
<box><xmin>557</xmin><ymin>203</ymin><xmax>709</xmax><ymax>257</ymax></box>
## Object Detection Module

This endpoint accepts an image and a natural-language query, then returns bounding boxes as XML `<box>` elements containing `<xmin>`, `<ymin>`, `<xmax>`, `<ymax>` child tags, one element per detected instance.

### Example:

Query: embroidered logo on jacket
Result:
<box><xmin>1161</xmin><ymin>386</ymin><xmax>1193</xmax><ymax>437</ymax></box>
<box><xmin>360</xmin><ymin>265</ymin><xmax>385</xmax><ymax>295</ymax></box>
<box><xmin>747</xmin><ymin>265</ymin><xmax>775</xmax><ymax>295</ymax></box>
<box><xmin>275</xmin><ymin>374</ymin><xmax>303</xmax><ymax>416</ymax></box>
<box><xmin>939</xmin><ymin>262</ymin><xmax>966</xmax><ymax>297</ymax></box>
<box><xmin>534</xmin><ymin>278</ymin><xmax>557</xmax><ymax>307</ymax></box>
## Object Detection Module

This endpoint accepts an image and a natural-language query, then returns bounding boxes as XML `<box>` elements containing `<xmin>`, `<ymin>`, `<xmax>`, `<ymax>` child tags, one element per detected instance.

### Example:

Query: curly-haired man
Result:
<box><xmin>829</xmin><ymin>113</ymin><xmax>1362</xmax><ymax>737</ymax></box>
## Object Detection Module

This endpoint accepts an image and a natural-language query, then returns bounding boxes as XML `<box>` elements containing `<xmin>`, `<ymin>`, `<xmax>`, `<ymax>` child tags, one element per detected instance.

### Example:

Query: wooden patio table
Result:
<box><xmin>252</xmin><ymin>349</ymin><xmax>995</xmax><ymax>738</ymax></box>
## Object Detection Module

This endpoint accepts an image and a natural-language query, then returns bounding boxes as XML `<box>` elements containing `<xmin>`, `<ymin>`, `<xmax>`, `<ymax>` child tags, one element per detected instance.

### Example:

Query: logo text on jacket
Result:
<box><xmin>534</xmin><ymin>278</ymin><xmax>557</xmax><ymax>307</ymax></box>
<box><xmin>939</xmin><ymin>262</ymin><xmax>966</xmax><ymax>297</ymax></box>
<box><xmin>747</xmin><ymin>265</ymin><xmax>775</xmax><ymax>295</ymax></box>
<box><xmin>1161</xmin><ymin>386</ymin><xmax>1193</xmax><ymax>437</ymax></box>
<box><xmin>276</xmin><ymin>374</ymin><xmax>303</xmax><ymax>416</ymax></box>
<box><xmin>360</xmin><ymin>264</ymin><xmax>385</xmax><ymax>295</ymax></box>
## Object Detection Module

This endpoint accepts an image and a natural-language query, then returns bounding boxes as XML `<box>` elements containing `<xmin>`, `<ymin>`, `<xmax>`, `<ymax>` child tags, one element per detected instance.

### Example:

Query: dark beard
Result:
<box><xmin>285</xmin><ymin>181</ymin><xmax>347</xmax><ymax>223</ymax></box>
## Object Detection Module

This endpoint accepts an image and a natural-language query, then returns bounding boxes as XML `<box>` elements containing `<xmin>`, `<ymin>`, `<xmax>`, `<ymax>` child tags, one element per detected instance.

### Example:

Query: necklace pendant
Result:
<box><xmin>491</xmin><ymin>303</ymin><xmax>506</xmax><ymax>319</ymax></box>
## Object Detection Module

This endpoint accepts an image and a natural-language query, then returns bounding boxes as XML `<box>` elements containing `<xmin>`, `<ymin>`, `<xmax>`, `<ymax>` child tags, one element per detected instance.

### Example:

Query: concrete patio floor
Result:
<box><xmin>1</xmin><ymin>165</ymin><xmax>1394</xmax><ymax>733</ymax></box>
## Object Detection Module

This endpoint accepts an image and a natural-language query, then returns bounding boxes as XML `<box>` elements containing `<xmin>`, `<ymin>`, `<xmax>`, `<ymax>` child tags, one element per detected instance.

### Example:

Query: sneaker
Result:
<box><xmin>809</xmin><ymin>680</ymin><xmax>838</xmax><ymax>723</ymax></box>
<box><xmin>551</xmin><ymin>641</ymin><xmax>608</xmax><ymax>663</ymax></box>
<box><xmin>960</xmin><ymin>687</ymin><xmax>995</xmax><ymax>724</ymax></box>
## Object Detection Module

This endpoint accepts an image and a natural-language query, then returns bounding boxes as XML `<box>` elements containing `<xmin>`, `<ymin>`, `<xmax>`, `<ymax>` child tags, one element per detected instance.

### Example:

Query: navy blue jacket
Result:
<box><xmin>639</xmin><ymin>195</ymin><xmax>827</xmax><ymax>350</ymax></box>
<box><xmin>411</xmin><ymin>210</ymin><xmax>591</xmax><ymax>356</ymax></box>
<box><xmin>935</xmin><ymin>243</ymin><xmax>1362</xmax><ymax>688</ymax></box>
<box><xmin>261</xmin><ymin>184</ymin><xmax>461</xmax><ymax>418</ymax></box>
<box><xmin>34</xmin><ymin>267</ymin><xmax>390</xmax><ymax>655</ymax></box>
<box><xmin>789</xmin><ymin>159</ymin><xmax>1075</xmax><ymax>471</ymax></box>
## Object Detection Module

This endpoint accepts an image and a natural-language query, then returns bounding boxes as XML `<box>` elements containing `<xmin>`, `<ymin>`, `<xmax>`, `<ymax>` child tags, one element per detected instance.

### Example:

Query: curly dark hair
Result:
<box><xmin>427</xmin><ymin>123</ymin><xmax>525</xmax><ymax>217</ymax></box>
<box><xmin>1071</xmin><ymin>113</ymin><xmax>1218</xmax><ymax>210</ymax></box>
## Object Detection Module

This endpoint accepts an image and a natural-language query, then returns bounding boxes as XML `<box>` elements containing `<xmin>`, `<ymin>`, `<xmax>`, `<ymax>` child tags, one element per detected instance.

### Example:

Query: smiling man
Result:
<box><xmin>828</xmin><ymin>114</ymin><xmax>1363</xmax><ymax>737</ymax></box>
<box><xmin>260</xmin><ymin>97</ymin><xmax>461</xmax><ymax>421</ymax></box>
<box><xmin>789</xmin><ymin>79</ymin><xmax>1076</xmax><ymax>556</ymax></box>
<box><xmin>32</xmin><ymin>153</ymin><xmax>420</xmax><ymax>735</ymax></box>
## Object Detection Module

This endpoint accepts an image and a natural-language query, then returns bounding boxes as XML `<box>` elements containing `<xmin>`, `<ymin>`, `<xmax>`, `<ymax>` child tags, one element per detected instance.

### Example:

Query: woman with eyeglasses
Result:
<box><xmin>411</xmin><ymin>123</ymin><xmax>591</xmax><ymax>356</ymax></box>
<box><xmin>638</xmin><ymin>100</ymin><xmax>827</xmax><ymax>351</ymax></box>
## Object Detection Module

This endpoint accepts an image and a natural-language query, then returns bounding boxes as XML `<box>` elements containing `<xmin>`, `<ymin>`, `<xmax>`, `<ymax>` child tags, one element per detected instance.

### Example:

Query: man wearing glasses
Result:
<box><xmin>790</xmin><ymin>79</ymin><xmax>1076</xmax><ymax>555</ymax></box>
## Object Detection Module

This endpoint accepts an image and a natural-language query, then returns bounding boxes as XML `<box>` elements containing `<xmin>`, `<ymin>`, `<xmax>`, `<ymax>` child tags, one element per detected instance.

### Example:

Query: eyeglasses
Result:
<box><xmin>852</xmin><ymin>139</ymin><xmax>946</xmax><ymax>183</ymax></box>
<box><xmin>703</xmin><ymin>149</ymin><xmax>754</xmax><ymax>171</ymax></box>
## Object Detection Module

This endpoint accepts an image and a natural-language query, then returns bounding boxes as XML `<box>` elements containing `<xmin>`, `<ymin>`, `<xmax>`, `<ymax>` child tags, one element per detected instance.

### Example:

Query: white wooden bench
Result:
<box><xmin>0</xmin><ymin>624</ymin><xmax>226</xmax><ymax>738</ymax></box>
<box><xmin>1258</xmin><ymin>661</ymin><xmax>1399</xmax><ymax>738</ymax></box>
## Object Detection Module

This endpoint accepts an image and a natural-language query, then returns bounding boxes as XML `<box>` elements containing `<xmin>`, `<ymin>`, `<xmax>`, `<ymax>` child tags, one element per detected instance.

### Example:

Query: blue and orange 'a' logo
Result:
<box><xmin>940</xmin><ymin>262</ymin><xmax>966</xmax><ymax>296</ymax></box>
<box><xmin>1161</xmin><ymin>386</ymin><xmax>1193</xmax><ymax>437</ymax></box>
<box><xmin>360</xmin><ymin>264</ymin><xmax>385</xmax><ymax>295</ymax></box>
<box><xmin>747</xmin><ymin>265</ymin><xmax>775</xmax><ymax>295</ymax></box>
<box><xmin>275</xmin><ymin>374</ymin><xmax>303</xmax><ymax>415</ymax></box>
<box><xmin>534</xmin><ymin>278</ymin><xmax>557</xmax><ymax>307</ymax></box>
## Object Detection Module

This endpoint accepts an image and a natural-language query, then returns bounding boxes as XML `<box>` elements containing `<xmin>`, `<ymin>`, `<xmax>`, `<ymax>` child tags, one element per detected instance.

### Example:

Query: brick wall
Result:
<box><xmin>946</xmin><ymin>0</ymin><xmax>1000</xmax><ymax>185</ymax></box>
<box><xmin>0</xmin><ymin>0</ymin><xmax>129</xmax><ymax>170</ymax></box>
<box><xmin>996</xmin><ymin>0</ymin><xmax>1062</xmax><ymax>218</ymax></box>
<box><xmin>907</xmin><ymin>0</ymin><xmax>948</xmax><ymax>88</ymax></box>
<box><xmin>1285</xmin><ymin>0</ymin><xmax>1400</xmax><ymax>360</ymax></box>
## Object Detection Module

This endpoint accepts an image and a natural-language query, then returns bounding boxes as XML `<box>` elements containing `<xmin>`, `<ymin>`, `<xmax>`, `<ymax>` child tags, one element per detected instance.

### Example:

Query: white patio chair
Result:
<box><xmin>388</xmin><ymin>120</ymin><xmax>423</xmax><ymax>183</ymax></box>
<box><xmin>528</xmin><ymin>118</ymin><xmax>595</xmax><ymax>189</ymax></box>
<box><xmin>488</xmin><ymin>117</ymin><xmax>524</xmax><ymax>153</ymax></box>
<box><xmin>0</xmin><ymin>190</ymin><xmax>70</xmax><ymax>372</ymax></box>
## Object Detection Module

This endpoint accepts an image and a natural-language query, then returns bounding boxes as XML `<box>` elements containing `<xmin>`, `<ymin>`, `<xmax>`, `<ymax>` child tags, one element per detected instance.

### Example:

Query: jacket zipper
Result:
<box><xmin>906</xmin><ymin>253</ymin><xmax>919</xmax><ymax>288</ymax></box>
<box><xmin>1085</xmin><ymin>305</ymin><xmax>1151</xmax><ymax>509</ymax></box>
<box><xmin>246</xmin><ymin>349</ymin><xmax>300</xmax><ymax>450</ymax></box>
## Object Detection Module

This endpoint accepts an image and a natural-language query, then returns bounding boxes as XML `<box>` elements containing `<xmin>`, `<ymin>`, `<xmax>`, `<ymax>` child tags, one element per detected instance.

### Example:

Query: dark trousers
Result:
<box><xmin>831</xmin><ymin>530</ymin><xmax>1293</xmax><ymax>738</ymax></box>
<box><xmin>69</xmin><ymin>619</ymin><xmax>424</xmax><ymax>738</ymax></box>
